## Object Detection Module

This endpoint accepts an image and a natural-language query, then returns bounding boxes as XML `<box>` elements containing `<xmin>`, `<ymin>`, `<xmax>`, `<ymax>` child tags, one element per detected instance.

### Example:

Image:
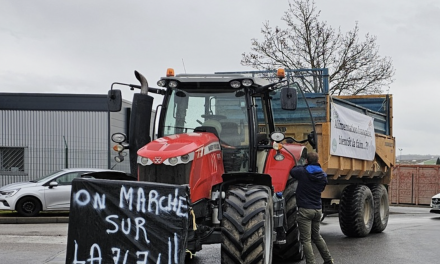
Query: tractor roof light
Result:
<box><xmin>169</xmin><ymin>80</ymin><xmax>178</xmax><ymax>88</ymax></box>
<box><xmin>277</xmin><ymin>68</ymin><xmax>286</xmax><ymax>79</ymax></box>
<box><xmin>157</xmin><ymin>79</ymin><xmax>167</xmax><ymax>87</ymax></box>
<box><xmin>242</xmin><ymin>79</ymin><xmax>253</xmax><ymax>87</ymax></box>
<box><xmin>230</xmin><ymin>80</ymin><xmax>241</xmax><ymax>89</ymax></box>
<box><xmin>166</xmin><ymin>68</ymin><xmax>175</xmax><ymax>77</ymax></box>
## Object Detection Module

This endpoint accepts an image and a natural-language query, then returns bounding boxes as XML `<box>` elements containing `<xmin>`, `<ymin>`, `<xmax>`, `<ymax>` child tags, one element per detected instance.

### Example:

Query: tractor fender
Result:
<box><xmin>264</xmin><ymin>145</ymin><xmax>308</xmax><ymax>193</ymax></box>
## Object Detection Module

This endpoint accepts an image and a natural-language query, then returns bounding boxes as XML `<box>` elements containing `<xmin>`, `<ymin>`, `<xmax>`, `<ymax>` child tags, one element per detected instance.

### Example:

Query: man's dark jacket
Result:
<box><xmin>290</xmin><ymin>163</ymin><xmax>328</xmax><ymax>209</ymax></box>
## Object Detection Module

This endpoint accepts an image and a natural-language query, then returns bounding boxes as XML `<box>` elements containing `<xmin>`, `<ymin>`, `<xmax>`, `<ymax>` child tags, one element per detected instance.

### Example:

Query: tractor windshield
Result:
<box><xmin>162</xmin><ymin>87</ymin><xmax>250</xmax><ymax>172</ymax></box>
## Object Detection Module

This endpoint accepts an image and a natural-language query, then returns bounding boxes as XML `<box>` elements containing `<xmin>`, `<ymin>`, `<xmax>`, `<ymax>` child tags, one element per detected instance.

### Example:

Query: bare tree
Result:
<box><xmin>241</xmin><ymin>0</ymin><xmax>395</xmax><ymax>95</ymax></box>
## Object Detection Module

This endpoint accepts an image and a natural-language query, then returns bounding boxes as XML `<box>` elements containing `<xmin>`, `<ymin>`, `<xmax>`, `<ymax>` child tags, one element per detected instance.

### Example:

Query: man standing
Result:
<box><xmin>290</xmin><ymin>152</ymin><xmax>334</xmax><ymax>264</ymax></box>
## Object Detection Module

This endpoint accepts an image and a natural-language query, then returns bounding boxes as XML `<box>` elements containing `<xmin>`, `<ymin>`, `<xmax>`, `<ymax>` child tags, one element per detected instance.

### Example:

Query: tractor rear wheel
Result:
<box><xmin>273</xmin><ymin>177</ymin><xmax>303</xmax><ymax>262</ymax></box>
<box><xmin>221</xmin><ymin>185</ymin><xmax>273</xmax><ymax>264</ymax></box>
<box><xmin>339</xmin><ymin>184</ymin><xmax>374</xmax><ymax>237</ymax></box>
<box><xmin>368</xmin><ymin>184</ymin><xmax>389</xmax><ymax>233</ymax></box>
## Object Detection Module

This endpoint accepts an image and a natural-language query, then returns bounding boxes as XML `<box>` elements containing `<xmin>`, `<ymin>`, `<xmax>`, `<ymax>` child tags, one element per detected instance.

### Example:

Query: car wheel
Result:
<box><xmin>16</xmin><ymin>196</ymin><xmax>42</xmax><ymax>217</ymax></box>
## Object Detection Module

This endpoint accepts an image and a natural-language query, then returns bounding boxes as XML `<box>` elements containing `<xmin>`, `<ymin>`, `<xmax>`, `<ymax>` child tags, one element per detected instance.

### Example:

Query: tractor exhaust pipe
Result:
<box><xmin>128</xmin><ymin>71</ymin><xmax>153</xmax><ymax>178</ymax></box>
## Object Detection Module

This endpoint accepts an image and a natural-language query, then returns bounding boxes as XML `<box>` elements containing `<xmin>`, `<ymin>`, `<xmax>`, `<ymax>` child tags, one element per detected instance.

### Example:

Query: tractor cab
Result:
<box><xmin>152</xmin><ymin>68</ymin><xmax>299</xmax><ymax>174</ymax></box>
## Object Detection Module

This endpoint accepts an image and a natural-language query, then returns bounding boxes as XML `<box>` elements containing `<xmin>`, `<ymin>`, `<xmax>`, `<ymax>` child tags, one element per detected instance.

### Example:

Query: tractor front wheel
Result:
<box><xmin>221</xmin><ymin>184</ymin><xmax>273</xmax><ymax>264</ymax></box>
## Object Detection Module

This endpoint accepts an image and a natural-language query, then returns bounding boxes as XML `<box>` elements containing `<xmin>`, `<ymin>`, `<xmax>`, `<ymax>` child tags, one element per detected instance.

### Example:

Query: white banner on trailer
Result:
<box><xmin>330</xmin><ymin>102</ymin><xmax>376</xmax><ymax>161</ymax></box>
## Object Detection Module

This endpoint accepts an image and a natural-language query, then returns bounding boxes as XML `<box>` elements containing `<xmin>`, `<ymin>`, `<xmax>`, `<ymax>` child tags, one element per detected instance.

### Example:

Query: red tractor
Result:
<box><xmin>108</xmin><ymin>68</ymin><xmax>316</xmax><ymax>263</ymax></box>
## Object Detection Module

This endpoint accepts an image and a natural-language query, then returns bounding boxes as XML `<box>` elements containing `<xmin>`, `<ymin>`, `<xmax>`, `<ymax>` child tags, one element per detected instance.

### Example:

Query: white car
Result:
<box><xmin>431</xmin><ymin>193</ymin><xmax>440</xmax><ymax>214</ymax></box>
<box><xmin>0</xmin><ymin>168</ymin><xmax>131</xmax><ymax>217</ymax></box>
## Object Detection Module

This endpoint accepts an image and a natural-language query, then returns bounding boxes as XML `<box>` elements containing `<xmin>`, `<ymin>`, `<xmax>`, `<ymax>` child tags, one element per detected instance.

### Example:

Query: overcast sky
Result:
<box><xmin>1</xmin><ymin>0</ymin><xmax>439</xmax><ymax>156</ymax></box>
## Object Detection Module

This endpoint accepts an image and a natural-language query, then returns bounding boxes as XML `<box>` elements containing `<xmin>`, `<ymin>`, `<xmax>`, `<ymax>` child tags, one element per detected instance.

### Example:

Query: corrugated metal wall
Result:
<box><xmin>390</xmin><ymin>165</ymin><xmax>440</xmax><ymax>205</ymax></box>
<box><xmin>0</xmin><ymin>110</ymin><xmax>109</xmax><ymax>186</ymax></box>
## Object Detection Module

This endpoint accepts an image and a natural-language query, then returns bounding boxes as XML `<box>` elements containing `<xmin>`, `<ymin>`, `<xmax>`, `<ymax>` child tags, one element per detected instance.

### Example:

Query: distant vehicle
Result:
<box><xmin>431</xmin><ymin>193</ymin><xmax>440</xmax><ymax>214</ymax></box>
<box><xmin>0</xmin><ymin>168</ymin><xmax>132</xmax><ymax>217</ymax></box>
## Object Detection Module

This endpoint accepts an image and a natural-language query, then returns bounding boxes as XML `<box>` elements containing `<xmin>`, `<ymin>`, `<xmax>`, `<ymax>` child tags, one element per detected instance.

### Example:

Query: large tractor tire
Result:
<box><xmin>221</xmin><ymin>185</ymin><xmax>273</xmax><ymax>264</ymax></box>
<box><xmin>368</xmin><ymin>183</ymin><xmax>389</xmax><ymax>233</ymax></box>
<box><xmin>339</xmin><ymin>184</ymin><xmax>374</xmax><ymax>237</ymax></box>
<box><xmin>273</xmin><ymin>177</ymin><xmax>304</xmax><ymax>262</ymax></box>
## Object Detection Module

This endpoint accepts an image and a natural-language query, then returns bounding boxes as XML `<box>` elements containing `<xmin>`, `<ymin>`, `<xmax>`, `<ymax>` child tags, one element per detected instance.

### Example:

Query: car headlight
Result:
<box><xmin>0</xmin><ymin>189</ymin><xmax>20</xmax><ymax>197</ymax></box>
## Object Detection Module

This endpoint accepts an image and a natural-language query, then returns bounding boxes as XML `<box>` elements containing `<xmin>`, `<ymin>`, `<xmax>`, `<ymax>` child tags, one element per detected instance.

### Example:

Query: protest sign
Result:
<box><xmin>330</xmin><ymin>102</ymin><xmax>376</xmax><ymax>161</ymax></box>
<box><xmin>66</xmin><ymin>178</ymin><xmax>189</xmax><ymax>264</ymax></box>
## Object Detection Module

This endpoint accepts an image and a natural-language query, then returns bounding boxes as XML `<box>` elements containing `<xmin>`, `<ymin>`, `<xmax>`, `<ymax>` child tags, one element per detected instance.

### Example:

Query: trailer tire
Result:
<box><xmin>368</xmin><ymin>184</ymin><xmax>389</xmax><ymax>233</ymax></box>
<box><xmin>221</xmin><ymin>185</ymin><xmax>273</xmax><ymax>264</ymax></box>
<box><xmin>273</xmin><ymin>177</ymin><xmax>304</xmax><ymax>262</ymax></box>
<box><xmin>339</xmin><ymin>184</ymin><xmax>374</xmax><ymax>237</ymax></box>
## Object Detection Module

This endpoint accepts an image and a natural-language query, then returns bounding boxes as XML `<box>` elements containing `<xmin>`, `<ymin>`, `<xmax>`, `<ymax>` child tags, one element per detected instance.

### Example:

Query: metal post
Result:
<box><xmin>398</xmin><ymin>148</ymin><xmax>403</xmax><ymax>163</ymax></box>
<box><xmin>63</xmin><ymin>136</ymin><xmax>68</xmax><ymax>168</ymax></box>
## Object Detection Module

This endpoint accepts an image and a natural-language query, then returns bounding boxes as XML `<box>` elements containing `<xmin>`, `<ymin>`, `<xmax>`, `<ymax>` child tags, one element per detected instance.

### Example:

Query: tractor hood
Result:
<box><xmin>137</xmin><ymin>132</ymin><xmax>220</xmax><ymax>165</ymax></box>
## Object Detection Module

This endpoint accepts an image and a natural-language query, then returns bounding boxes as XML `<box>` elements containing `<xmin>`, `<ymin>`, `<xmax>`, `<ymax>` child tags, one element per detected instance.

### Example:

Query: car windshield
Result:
<box><xmin>30</xmin><ymin>170</ymin><xmax>64</xmax><ymax>183</ymax></box>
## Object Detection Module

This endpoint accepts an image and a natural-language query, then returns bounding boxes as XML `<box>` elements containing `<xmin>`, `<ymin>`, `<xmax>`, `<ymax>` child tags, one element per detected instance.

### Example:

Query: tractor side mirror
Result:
<box><xmin>280</xmin><ymin>87</ymin><xmax>297</xmax><ymax>110</ymax></box>
<box><xmin>108</xmin><ymin>89</ymin><xmax>122</xmax><ymax>112</ymax></box>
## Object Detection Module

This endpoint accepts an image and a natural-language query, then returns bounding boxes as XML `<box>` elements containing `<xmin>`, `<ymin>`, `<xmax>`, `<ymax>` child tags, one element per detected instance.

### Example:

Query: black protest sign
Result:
<box><xmin>66</xmin><ymin>178</ymin><xmax>190</xmax><ymax>264</ymax></box>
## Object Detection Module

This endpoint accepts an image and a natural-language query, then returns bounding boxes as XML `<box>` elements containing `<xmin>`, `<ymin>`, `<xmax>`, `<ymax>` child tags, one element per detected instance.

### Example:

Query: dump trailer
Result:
<box><xmin>107</xmin><ymin>68</ymin><xmax>395</xmax><ymax>264</ymax></box>
<box><xmin>279</xmin><ymin>93</ymin><xmax>395</xmax><ymax>236</ymax></box>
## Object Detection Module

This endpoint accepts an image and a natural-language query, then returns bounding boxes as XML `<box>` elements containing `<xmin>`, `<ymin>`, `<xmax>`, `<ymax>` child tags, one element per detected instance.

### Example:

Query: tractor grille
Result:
<box><xmin>138</xmin><ymin>162</ymin><xmax>192</xmax><ymax>185</ymax></box>
<box><xmin>432</xmin><ymin>198</ymin><xmax>440</xmax><ymax>205</ymax></box>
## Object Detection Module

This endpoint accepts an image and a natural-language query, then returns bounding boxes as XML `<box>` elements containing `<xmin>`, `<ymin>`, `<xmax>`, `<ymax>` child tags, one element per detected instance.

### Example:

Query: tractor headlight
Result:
<box><xmin>111</xmin><ymin>133</ymin><xmax>127</xmax><ymax>143</ymax></box>
<box><xmin>168</xmin><ymin>157</ymin><xmax>178</xmax><ymax>165</ymax></box>
<box><xmin>181</xmin><ymin>154</ymin><xmax>190</xmax><ymax>163</ymax></box>
<box><xmin>274</xmin><ymin>153</ymin><xmax>285</xmax><ymax>161</ymax></box>
<box><xmin>137</xmin><ymin>156</ymin><xmax>152</xmax><ymax>166</ymax></box>
<box><xmin>270</xmin><ymin>132</ymin><xmax>285</xmax><ymax>142</ymax></box>
<box><xmin>163</xmin><ymin>152</ymin><xmax>195</xmax><ymax>166</ymax></box>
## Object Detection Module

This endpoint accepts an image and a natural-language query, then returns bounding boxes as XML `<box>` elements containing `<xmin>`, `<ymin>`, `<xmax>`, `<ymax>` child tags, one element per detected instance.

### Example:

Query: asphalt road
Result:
<box><xmin>0</xmin><ymin>206</ymin><xmax>438</xmax><ymax>264</ymax></box>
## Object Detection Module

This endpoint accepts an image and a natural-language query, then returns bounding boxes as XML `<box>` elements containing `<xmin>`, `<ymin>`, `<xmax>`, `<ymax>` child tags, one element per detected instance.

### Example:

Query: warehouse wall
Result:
<box><xmin>0</xmin><ymin>93</ymin><xmax>133</xmax><ymax>187</ymax></box>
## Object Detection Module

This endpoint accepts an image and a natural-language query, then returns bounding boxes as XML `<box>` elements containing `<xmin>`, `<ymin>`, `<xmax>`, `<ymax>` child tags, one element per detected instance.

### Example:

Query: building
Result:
<box><xmin>0</xmin><ymin>93</ymin><xmax>138</xmax><ymax>187</ymax></box>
